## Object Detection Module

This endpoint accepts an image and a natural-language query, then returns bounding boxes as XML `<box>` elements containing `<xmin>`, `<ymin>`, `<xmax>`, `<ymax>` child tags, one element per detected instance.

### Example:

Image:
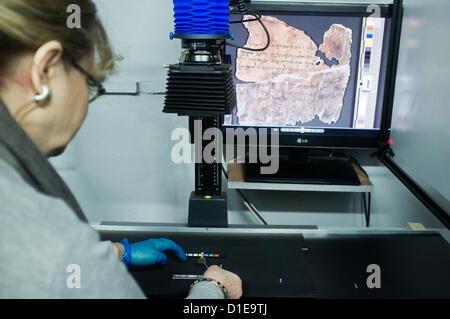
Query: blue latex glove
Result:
<box><xmin>121</xmin><ymin>238</ymin><xmax>187</xmax><ymax>267</ymax></box>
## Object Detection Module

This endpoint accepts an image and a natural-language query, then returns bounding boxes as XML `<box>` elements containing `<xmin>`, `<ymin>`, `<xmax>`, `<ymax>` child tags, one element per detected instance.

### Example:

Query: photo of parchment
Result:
<box><xmin>235</xmin><ymin>16</ymin><xmax>352</xmax><ymax>125</ymax></box>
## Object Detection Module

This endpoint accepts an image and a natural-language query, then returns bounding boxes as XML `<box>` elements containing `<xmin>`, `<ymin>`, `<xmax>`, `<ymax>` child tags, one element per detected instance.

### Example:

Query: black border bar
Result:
<box><xmin>379</xmin><ymin>0</ymin><xmax>404</xmax><ymax>143</ymax></box>
<box><xmin>244</xmin><ymin>1</ymin><xmax>393</xmax><ymax>17</ymax></box>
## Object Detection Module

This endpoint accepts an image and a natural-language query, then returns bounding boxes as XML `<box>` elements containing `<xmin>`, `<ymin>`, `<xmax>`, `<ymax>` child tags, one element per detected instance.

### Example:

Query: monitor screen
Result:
<box><xmin>224</xmin><ymin>8</ymin><xmax>392</xmax><ymax>148</ymax></box>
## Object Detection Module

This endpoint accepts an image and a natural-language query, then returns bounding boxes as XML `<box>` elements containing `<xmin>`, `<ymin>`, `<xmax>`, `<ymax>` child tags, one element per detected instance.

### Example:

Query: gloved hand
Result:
<box><xmin>121</xmin><ymin>238</ymin><xmax>187</xmax><ymax>267</ymax></box>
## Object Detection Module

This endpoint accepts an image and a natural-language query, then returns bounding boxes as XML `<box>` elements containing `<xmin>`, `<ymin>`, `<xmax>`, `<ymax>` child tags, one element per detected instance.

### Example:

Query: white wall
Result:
<box><xmin>51</xmin><ymin>0</ymin><xmax>444</xmax><ymax>230</ymax></box>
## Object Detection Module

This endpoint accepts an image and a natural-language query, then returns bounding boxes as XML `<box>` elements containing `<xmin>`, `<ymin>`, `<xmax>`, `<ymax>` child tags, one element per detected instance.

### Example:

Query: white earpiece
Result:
<box><xmin>33</xmin><ymin>84</ymin><xmax>51</xmax><ymax>105</ymax></box>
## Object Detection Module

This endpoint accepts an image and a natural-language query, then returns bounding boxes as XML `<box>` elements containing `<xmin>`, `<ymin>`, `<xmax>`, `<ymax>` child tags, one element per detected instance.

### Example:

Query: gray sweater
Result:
<box><xmin>0</xmin><ymin>99</ymin><xmax>222</xmax><ymax>299</ymax></box>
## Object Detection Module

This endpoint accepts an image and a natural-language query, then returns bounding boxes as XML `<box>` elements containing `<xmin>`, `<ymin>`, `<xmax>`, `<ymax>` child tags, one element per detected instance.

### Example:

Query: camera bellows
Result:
<box><xmin>164</xmin><ymin>64</ymin><xmax>236</xmax><ymax>116</ymax></box>
<box><xmin>173</xmin><ymin>0</ymin><xmax>230</xmax><ymax>36</ymax></box>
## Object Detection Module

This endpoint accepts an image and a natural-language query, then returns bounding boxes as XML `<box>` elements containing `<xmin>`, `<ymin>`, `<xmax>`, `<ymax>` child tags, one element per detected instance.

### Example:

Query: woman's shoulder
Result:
<box><xmin>0</xmin><ymin>158</ymin><xmax>81</xmax><ymax>228</ymax></box>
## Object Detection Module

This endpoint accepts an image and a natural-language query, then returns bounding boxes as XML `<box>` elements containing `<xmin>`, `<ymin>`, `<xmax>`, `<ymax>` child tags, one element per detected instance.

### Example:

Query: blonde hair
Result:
<box><xmin>0</xmin><ymin>0</ymin><xmax>118</xmax><ymax>82</ymax></box>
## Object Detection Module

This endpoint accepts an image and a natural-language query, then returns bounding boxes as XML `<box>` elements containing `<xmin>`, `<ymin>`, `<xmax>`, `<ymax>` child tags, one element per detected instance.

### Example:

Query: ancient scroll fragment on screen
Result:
<box><xmin>235</xmin><ymin>16</ymin><xmax>352</xmax><ymax>125</ymax></box>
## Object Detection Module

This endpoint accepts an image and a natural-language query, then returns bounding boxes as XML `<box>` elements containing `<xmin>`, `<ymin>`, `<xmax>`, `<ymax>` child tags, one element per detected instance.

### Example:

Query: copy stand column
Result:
<box><xmin>188</xmin><ymin>116</ymin><xmax>228</xmax><ymax>227</ymax></box>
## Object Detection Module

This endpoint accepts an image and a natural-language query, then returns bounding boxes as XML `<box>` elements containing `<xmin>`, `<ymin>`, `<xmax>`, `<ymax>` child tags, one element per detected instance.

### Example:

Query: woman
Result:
<box><xmin>0</xmin><ymin>0</ymin><xmax>242</xmax><ymax>299</ymax></box>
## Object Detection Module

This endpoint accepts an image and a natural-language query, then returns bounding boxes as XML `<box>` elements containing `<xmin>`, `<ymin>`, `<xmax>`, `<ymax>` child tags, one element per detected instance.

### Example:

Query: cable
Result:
<box><xmin>226</xmin><ymin>11</ymin><xmax>271</xmax><ymax>52</ymax></box>
<box><xmin>235</xmin><ymin>0</ymin><xmax>248</xmax><ymax>15</ymax></box>
<box><xmin>221</xmin><ymin>160</ymin><xmax>268</xmax><ymax>225</ymax></box>
<box><xmin>230</xmin><ymin>11</ymin><xmax>262</xmax><ymax>24</ymax></box>
<box><xmin>238</xmin><ymin>189</ymin><xmax>268</xmax><ymax>225</ymax></box>
<box><xmin>327</xmin><ymin>150</ymin><xmax>372</xmax><ymax>191</ymax></box>
<box><xmin>331</xmin><ymin>150</ymin><xmax>370</xmax><ymax>179</ymax></box>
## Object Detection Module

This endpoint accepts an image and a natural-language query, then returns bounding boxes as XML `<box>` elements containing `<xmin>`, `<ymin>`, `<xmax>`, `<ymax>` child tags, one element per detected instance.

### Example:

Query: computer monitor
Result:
<box><xmin>223</xmin><ymin>2</ymin><xmax>394</xmax><ymax>149</ymax></box>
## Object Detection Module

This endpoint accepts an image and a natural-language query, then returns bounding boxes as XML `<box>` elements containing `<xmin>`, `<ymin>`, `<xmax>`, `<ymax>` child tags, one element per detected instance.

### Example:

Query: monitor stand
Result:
<box><xmin>244</xmin><ymin>148</ymin><xmax>361</xmax><ymax>186</ymax></box>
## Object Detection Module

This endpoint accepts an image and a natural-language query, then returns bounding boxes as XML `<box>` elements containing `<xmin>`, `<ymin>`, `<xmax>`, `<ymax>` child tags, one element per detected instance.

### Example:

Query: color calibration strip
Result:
<box><xmin>357</xmin><ymin>18</ymin><xmax>376</xmax><ymax>129</ymax></box>
<box><xmin>364</xmin><ymin>18</ymin><xmax>376</xmax><ymax>71</ymax></box>
<box><xmin>186</xmin><ymin>252</ymin><xmax>223</xmax><ymax>258</ymax></box>
<box><xmin>356</xmin><ymin>114</ymin><xmax>366</xmax><ymax>128</ymax></box>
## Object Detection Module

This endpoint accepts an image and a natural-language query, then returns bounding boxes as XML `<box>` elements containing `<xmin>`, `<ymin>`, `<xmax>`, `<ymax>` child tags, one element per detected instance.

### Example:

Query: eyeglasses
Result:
<box><xmin>70</xmin><ymin>60</ymin><xmax>106</xmax><ymax>103</ymax></box>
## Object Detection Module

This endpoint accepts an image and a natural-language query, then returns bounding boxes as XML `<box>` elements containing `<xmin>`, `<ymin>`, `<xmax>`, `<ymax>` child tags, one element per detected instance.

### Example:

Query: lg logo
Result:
<box><xmin>297</xmin><ymin>138</ymin><xmax>309</xmax><ymax>144</ymax></box>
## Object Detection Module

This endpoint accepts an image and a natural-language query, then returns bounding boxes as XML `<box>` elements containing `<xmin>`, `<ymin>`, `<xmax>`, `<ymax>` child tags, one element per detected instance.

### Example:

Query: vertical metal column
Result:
<box><xmin>189</xmin><ymin>115</ymin><xmax>228</xmax><ymax>227</ymax></box>
<box><xmin>194</xmin><ymin>116</ymin><xmax>222</xmax><ymax>196</ymax></box>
